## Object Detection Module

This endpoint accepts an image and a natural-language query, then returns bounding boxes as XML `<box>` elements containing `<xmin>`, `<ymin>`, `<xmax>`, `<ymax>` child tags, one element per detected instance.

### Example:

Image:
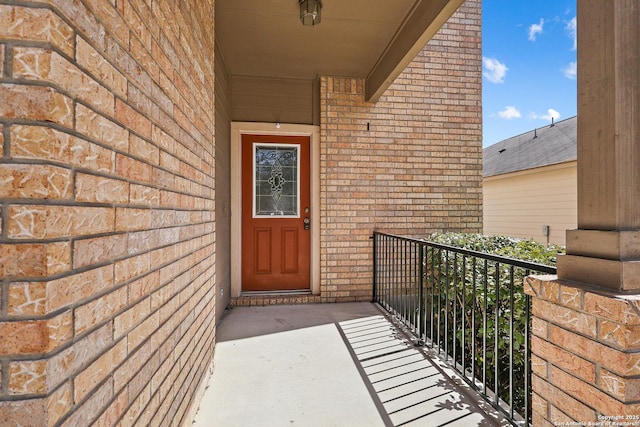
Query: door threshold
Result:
<box><xmin>231</xmin><ymin>291</ymin><xmax>320</xmax><ymax>307</ymax></box>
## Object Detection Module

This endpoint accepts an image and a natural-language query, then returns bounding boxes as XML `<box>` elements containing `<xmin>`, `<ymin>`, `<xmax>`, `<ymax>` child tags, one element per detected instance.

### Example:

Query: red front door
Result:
<box><xmin>241</xmin><ymin>134</ymin><xmax>311</xmax><ymax>291</ymax></box>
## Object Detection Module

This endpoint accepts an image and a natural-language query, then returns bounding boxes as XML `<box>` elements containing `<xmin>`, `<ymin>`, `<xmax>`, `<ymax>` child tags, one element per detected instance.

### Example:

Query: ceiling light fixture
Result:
<box><xmin>299</xmin><ymin>0</ymin><xmax>322</xmax><ymax>26</ymax></box>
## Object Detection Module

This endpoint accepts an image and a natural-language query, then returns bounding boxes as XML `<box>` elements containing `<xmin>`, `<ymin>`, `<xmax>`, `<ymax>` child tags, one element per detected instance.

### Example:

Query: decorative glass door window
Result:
<box><xmin>253</xmin><ymin>143</ymin><xmax>300</xmax><ymax>217</ymax></box>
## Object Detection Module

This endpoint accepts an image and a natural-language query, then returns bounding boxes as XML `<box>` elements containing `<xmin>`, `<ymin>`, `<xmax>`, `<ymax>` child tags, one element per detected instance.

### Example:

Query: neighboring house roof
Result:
<box><xmin>483</xmin><ymin>116</ymin><xmax>577</xmax><ymax>177</ymax></box>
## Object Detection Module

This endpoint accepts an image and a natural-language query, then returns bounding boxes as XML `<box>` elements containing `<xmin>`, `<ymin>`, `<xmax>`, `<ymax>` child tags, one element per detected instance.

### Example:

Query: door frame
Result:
<box><xmin>231</xmin><ymin>122</ymin><xmax>321</xmax><ymax>297</ymax></box>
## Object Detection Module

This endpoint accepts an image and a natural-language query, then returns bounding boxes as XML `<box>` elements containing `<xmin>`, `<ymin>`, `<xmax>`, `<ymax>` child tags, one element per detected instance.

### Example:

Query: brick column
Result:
<box><xmin>527</xmin><ymin>1</ymin><xmax>640</xmax><ymax>424</ymax></box>
<box><xmin>525</xmin><ymin>277</ymin><xmax>640</xmax><ymax>425</ymax></box>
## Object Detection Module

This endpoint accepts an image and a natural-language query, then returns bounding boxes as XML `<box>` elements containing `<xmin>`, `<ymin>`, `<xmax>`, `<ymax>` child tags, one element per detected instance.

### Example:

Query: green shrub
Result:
<box><xmin>422</xmin><ymin>233</ymin><xmax>564</xmax><ymax>417</ymax></box>
<box><xmin>428</xmin><ymin>232</ymin><xmax>564</xmax><ymax>265</ymax></box>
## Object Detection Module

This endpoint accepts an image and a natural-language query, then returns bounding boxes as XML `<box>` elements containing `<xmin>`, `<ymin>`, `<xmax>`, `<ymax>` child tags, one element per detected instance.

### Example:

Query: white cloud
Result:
<box><xmin>528</xmin><ymin>19</ymin><xmax>544</xmax><ymax>41</ymax></box>
<box><xmin>531</xmin><ymin>108</ymin><xmax>561</xmax><ymax>122</ymax></box>
<box><xmin>482</xmin><ymin>57</ymin><xmax>508</xmax><ymax>84</ymax></box>
<box><xmin>498</xmin><ymin>106</ymin><xmax>522</xmax><ymax>119</ymax></box>
<box><xmin>566</xmin><ymin>17</ymin><xmax>577</xmax><ymax>50</ymax></box>
<box><xmin>563</xmin><ymin>61</ymin><xmax>577</xmax><ymax>79</ymax></box>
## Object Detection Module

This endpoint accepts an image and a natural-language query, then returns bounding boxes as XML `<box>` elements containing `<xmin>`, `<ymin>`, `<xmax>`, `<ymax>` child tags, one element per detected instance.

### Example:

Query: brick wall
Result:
<box><xmin>0</xmin><ymin>1</ymin><xmax>215</xmax><ymax>426</ymax></box>
<box><xmin>319</xmin><ymin>0</ymin><xmax>482</xmax><ymax>302</ymax></box>
<box><xmin>525</xmin><ymin>276</ymin><xmax>640</xmax><ymax>425</ymax></box>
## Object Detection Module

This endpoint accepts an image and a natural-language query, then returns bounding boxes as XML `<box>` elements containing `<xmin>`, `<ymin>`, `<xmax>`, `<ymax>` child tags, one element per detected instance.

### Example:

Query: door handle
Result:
<box><xmin>303</xmin><ymin>217</ymin><xmax>310</xmax><ymax>230</ymax></box>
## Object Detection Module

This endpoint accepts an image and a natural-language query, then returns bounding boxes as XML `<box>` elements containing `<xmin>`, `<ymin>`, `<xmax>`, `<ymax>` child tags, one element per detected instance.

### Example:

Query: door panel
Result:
<box><xmin>241</xmin><ymin>134</ymin><xmax>311</xmax><ymax>291</ymax></box>
<box><xmin>281</xmin><ymin>228</ymin><xmax>299</xmax><ymax>273</ymax></box>
<box><xmin>254</xmin><ymin>228</ymin><xmax>272</xmax><ymax>274</ymax></box>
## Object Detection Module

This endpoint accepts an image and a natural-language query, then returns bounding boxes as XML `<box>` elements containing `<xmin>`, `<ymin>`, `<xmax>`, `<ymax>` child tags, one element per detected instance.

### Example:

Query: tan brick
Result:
<box><xmin>116</xmin><ymin>153</ymin><xmax>151</xmax><ymax>182</ymax></box>
<box><xmin>115</xmin><ymin>252</ymin><xmax>151</xmax><ymax>284</ymax></box>
<box><xmin>0</xmin><ymin>243</ymin><xmax>47</xmax><ymax>278</ymax></box>
<box><xmin>61</xmin><ymin>376</ymin><xmax>113</xmax><ymax>427</ymax></box>
<box><xmin>115</xmin><ymin>207</ymin><xmax>151</xmax><ymax>231</ymax></box>
<box><xmin>0</xmin><ymin>164</ymin><xmax>72</xmax><ymax>200</ymax></box>
<box><xmin>532</xmin><ymin>374</ymin><xmax>597</xmax><ymax>423</ymax></box>
<box><xmin>0</xmin><ymin>311</ymin><xmax>71</xmax><ymax>355</ymax></box>
<box><xmin>531</xmin><ymin>335</ymin><xmax>596</xmax><ymax>383</ymax></box>
<box><xmin>0</xmin><ymin>84</ymin><xmax>73</xmax><ymax>128</ymax></box>
<box><xmin>114</xmin><ymin>340</ymin><xmax>150</xmax><ymax>392</ymax></box>
<box><xmin>130</xmin><ymin>183</ymin><xmax>160</xmax><ymax>206</ymax></box>
<box><xmin>531</xmin><ymin>353</ymin><xmax>548</xmax><ymax>379</ymax></box>
<box><xmin>76</xmin><ymin>37</ymin><xmax>127</xmax><ymax>98</ymax></box>
<box><xmin>92</xmin><ymin>389</ymin><xmax>127</xmax><ymax>427</ymax></box>
<box><xmin>0</xmin><ymin>399</ymin><xmax>46</xmax><ymax>427</ymax></box>
<box><xmin>129</xmin><ymin>34</ymin><xmax>159</xmax><ymax>82</ymax></box>
<box><xmin>69</xmin><ymin>135</ymin><xmax>116</xmax><ymax>172</ymax></box>
<box><xmin>151</xmin><ymin>210</ymin><xmax>176</xmax><ymax>228</ymax></box>
<box><xmin>123</xmin><ymin>1</ymin><xmax>151</xmax><ymax>49</ymax></box>
<box><xmin>46</xmin><ymin>383</ymin><xmax>72</xmax><ymax>427</ymax></box>
<box><xmin>549</xmin><ymin>404</ymin><xmax>574</xmax><ymax>426</ymax></box>
<box><xmin>8</xmin><ymin>360</ymin><xmax>47</xmax><ymax>395</ymax></box>
<box><xmin>320</xmin><ymin>30</ymin><xmax>482</xmax><ymax>298</ymax></box>
<box><xmin>150</xmin><ymin>126</ymin><xmax>174</xmax><ymax>152</ymax></box>
<box><xmin>531</xmin><ymin>410</ymin><xmax>554</xmax><ymax>427</ymax></box>
<box><xmin>74</xmin><ymin>339</ymin><xmax>127</xmax><ymax>401</ymax></box>
<box><xmin>47</xmin><ymin>324</ymin><xmax>112</xmax><ymax>389</ymax></box>
<box><xmin>116</xmin><ymin>99</ymin><xmax>152</xmax><ymax>138</ymax></box>
<box><xmin>80</xmin><ymin>0</ymin><xmax>129</xmax><ymax>48</ymax></box>
<box><xmin>11</xmin><ymin>125</ymin><xmax>71</xmax><ymax>162</ymax></box>
<box><xmin>0</xmin><ymin>5</ymin><xmax>74</xmax><ymax>56</ymax></box>
<box><xmin>46</xmin><ymin>382</ymin><xmax>72</xmax><ymax>427</ymax></box>
<box><xmin>76</xmin><ymin>104</ymin><xmax>128</xmax><ymax>151</ymax></box>
<box><xmin>114</xmin><ymin>297</ymin><xmax>151</xmax><ymax>339</ymax></box>
<box><xmin>550</xmin><ymin>325</ymin><xmax>640</xmax><ymax>376</ymax></box>
<box><xmin>75</xmin><ymin>173</ymin><xmax>129</xmax><ymax>204</ymax></box>
<box><xmin>598</xmin><ymin>368</ymin><xmax>640</xmax><ymax>402</ymax></box>
<box><xmin>129</xmin><ymin>271</ymin><xmax>160</xmax><ymax>302</ymax></box>
<box><xmin>73</xmin><ymin>234</ymin><xmax>128</xmax><ymax>268</ymax></box>
<box><xmin>128</xmin><ymin>229</ymin><xmax>159</xmax><ymax>254</ymax></box>
<box><xmin>532</xmin><ymin>298</ymin><xmax>597</xmax><ymax>337</ymax></box>
<box><xmin>160</xmin><ymin>150</ymin><xmax>180</xmax><ymax>173</ymax></box>
<box><xmin>13</xmin><ymin>47</ymin><xmax>114</xmax><ymax>116</ymax></box>
<box><xmin>12</xmin><ymin>47</ymin><xmax>53</xmax><ymax>81</ymax></box>
<box><xmin>129</xmin><ymin>134</ymin><xmax>159</xmax><ymax>164</ymax></box>
<box><xmin>135</xmin><ymin>392</ymin><xmax>160</xmax><ymax>427</ymax></box>
<box><xmin>160</xmin><ymin>189</ymin><xmax>180</xmax><ymax>207</ymax></box>
<box><xmin>585</xmin><ymin>292</ymin><xmax>640</xmax><ymax>326</ymax></box>
<box><xmin>7</xmin><ymin>205</ymin><xmax>114</xmax><ymax>239</ymax></box>
<box><xmin>127</xmin><ymin>311</ymin><xmax>159</xmax><ymax>351</ymax></box>
<box><xmin>8</xmin><ymin>281</ymin><xmax>46</xmax><ymax>316</ymax></box>
<box><xmin>120</xmin><ymin>383</ymin><xmax>150</xmax><ymax>427</ymax></box>
<box><xmin>559</xmin><ymin>284</ymin><xmax>582</xmax><ymax>310</ymax></box>
<box><xmin>46</xmin><ymin>242</ymin><xmax>72</xmax><ymax>275</ymax></box>
<box><xmin>74</xmin><ymin>286</ymin><xmax>127</xmax><ymax>334</ymax></box>
<box><xmin>599</xmin><ymin>320</ymin><xmax>640</xmax><ymax>349</ymax></box>
<box><xmin>550</xmin><ymin>366</ymin><xmax>627</xmax><ymax>415</ymax></box>
<box><xmin>532</xmin><ymin>392</ymin><xmax>548</xmax><ymax>419</ymax></box>
<box><xmin>47</xmin><ymin>265</ymin><xmax>114</xmax><ymax>312</ymax></box>
<box><xmin>44</xmin><ymin>311</ymin><xmax>73</xmax><ymax>352</ymax></box>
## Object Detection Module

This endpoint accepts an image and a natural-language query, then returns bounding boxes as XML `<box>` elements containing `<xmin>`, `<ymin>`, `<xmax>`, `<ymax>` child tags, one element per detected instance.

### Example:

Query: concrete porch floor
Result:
<box><xmin>191</xmin><ymin>302</ymin><xmax>509</xmax><ymax>427</ymax></box>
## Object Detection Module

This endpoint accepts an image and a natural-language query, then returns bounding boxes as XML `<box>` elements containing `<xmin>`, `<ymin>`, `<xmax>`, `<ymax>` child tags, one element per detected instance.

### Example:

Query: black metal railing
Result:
<box><xmin>372</xmin><ymin>232</ymin><xmax>557</xmax><ymax>426</ymax></box>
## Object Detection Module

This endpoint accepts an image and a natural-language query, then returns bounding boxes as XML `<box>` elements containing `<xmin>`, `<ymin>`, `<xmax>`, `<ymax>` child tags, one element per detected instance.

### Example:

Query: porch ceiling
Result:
<box><xmin>216</xmin><ymin>0</ymin><xmax>465</xmax><ymax>102</ymax></box>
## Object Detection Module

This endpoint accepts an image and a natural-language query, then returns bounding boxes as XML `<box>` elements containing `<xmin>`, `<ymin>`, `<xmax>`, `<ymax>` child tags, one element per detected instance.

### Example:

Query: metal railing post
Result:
<box><xmin>372</xmin><ymin>232</ymin><xmax>378</xmax><ymax>303</ymax></box>
<box><xmin>418</xmin><ymin>242</ymin><xmax>424</xmax><ymax>341</ymax></box>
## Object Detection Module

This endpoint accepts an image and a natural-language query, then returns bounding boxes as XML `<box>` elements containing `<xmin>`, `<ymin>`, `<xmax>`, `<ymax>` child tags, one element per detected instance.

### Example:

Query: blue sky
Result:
<box><xmin>482</xmin><ymin>1</ymin><xmax>577</xmax><ymax>147</ymax></box>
